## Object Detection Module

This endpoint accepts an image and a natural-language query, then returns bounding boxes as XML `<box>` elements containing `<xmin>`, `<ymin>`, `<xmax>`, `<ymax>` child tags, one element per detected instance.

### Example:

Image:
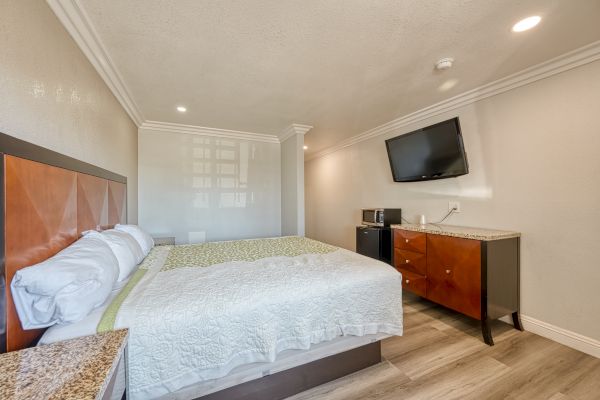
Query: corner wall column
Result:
<box><xmin>280</xmin><ymin>124</ymin><xmax>312</xmax><ymax>236</ymax></box>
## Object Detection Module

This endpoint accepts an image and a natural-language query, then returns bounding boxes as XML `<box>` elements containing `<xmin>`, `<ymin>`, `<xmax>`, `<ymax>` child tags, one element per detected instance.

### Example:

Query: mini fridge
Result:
<box><xmin>356</xmin><ymin>226</ymin><xmax>392</xmax><ymax>264</ymax></box>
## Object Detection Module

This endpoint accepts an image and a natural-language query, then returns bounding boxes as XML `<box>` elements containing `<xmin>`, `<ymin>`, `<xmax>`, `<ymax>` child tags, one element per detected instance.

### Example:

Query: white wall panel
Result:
<box><xmin>139</xmin><ymin>129</ymin><xmax>281</xmax><ymax>243</ymax></box>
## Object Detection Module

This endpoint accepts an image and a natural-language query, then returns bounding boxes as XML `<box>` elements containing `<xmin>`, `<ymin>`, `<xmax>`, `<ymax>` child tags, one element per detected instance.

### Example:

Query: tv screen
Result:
<box><xmin>385</xmin><ymin>117</ymin><xmax>468</xmax><ymax>182</ymax></box>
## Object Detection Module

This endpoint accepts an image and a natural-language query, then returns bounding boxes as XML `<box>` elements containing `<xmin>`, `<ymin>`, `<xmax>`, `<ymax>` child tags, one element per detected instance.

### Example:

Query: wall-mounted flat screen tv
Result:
<box><xmin>385</xmin><ymin>117</ymin><xmax>469</xmax><ymax>182</ymax></box>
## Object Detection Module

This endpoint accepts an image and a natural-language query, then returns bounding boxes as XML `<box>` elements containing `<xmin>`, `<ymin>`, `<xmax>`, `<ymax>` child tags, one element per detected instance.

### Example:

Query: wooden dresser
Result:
<box><xmin>391</xmin><ymin>224</ymin><xmax>521</xmax><ymax>345</ymax></box>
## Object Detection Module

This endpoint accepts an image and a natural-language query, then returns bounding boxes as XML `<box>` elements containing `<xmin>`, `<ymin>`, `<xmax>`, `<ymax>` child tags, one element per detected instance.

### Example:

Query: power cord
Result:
<box><xmin>401</xmin><ymin>206</ymin><xmax>458</xmax><ymax>225</ymax></box>
<box><xmin>430</xmin><ymin>206</ymin><xmax>458</xmax><ymax>224</ymax></box>
<box><xmin>401</xmin><ymin>216</ymin><xmax>412</xmax><ymax>224</ymax></box>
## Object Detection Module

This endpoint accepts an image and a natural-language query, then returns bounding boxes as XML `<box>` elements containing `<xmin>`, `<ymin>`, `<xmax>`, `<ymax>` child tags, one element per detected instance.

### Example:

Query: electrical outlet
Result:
<box><xmin>448</xmin><ymin>201</ymin><xmax>461</xmax><ymax>213</ymax></box>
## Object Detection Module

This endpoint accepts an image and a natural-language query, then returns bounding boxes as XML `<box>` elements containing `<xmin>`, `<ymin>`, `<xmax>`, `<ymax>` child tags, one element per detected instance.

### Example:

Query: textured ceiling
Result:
<box><xmin>79</xmin><ymin>0</ymin><xmax>600</xmax><ymax>155</ymax></box>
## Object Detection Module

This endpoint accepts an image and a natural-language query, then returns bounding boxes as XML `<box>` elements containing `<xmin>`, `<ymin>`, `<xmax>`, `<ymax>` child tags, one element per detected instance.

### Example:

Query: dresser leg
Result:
<box><xmin>512</xmin><ymin>311</ymin><xmax>524</xmax><ymax>331</ymax></box>
<box><xmin>481</xmin><ymin>319</ymin><xmax>494</xmax><ymax>346</ymax></box>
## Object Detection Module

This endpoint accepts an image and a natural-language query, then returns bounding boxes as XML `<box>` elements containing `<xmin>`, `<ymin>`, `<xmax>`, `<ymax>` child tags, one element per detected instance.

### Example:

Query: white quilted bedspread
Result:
<box><xmin>114</xmin><ymin>243</ymin><xmax>403</xmax><ymax>399</ymax></box>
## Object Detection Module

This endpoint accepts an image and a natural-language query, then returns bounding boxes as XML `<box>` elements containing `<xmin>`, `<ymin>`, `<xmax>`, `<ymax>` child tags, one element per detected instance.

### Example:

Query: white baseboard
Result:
<box><xmin>500</xmin><ymin>315</ymin><xmax>600</xmax><ymax>359</ymax></box>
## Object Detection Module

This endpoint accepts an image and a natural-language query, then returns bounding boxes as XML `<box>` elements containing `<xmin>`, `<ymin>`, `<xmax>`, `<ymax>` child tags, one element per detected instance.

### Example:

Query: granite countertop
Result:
<box><xmin>0</xmin><ymin>329</ymin><xmax>128</xmax><ymax>400</ymax></box>
<box><xmin>390</xmin><ymin>223</ymin><xmax>520</xmax><ymax>241</ymax></box>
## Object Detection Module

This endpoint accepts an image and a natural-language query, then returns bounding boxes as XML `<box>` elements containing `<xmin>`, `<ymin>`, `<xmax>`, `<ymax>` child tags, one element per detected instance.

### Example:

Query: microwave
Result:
<box><xmin>361</xmin><ymin>208</ymin><xmax>402</xmax><ymax>227</ymax></box>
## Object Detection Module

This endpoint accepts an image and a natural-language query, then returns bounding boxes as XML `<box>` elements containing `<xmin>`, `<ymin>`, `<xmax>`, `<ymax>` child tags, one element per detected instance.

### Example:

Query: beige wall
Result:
<box><xmin>306</xmin><ymin>60</ymin><xmax>600</xmax><ymax>341</ymax></box>
<box><xmin>0</xmin><ymin>0</ymin><xmax>138</xmax><ymax>222</ymax></box>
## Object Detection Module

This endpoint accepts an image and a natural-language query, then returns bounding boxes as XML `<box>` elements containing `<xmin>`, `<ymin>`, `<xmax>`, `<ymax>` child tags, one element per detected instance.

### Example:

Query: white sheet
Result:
<box><xmin>41</xmin><ymin>239</ymin><xmax>403</xmax><ymax>400</ymax></box>
<box><xmin>121</xmin><ymin>244</ymin><xmax>402</xmax><ymax>399</ymax></box>
<box><xmin>39</xmin><ymin>276</ymin><xmax>133</xmax><ymax>345</ymax></box>
<box><xmin>157</xmin><ymin>333</ymin><xmax>390</xmax><ymax>400</ymax></box>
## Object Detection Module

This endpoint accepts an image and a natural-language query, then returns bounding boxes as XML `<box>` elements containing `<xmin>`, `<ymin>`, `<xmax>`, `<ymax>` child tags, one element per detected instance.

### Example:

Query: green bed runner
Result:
<box><xmin>161</xmin><ymin>236</ymin><xmax>336</xmax><ymax>271</ymax></box>
<box><xmin>97</xmin><ymin>236</ymin><xmax>337</xmax><ymax>332</ymax></box>
<box><xmin>97</xmin><ymin>268</ymin><xmax>147</xmax><ymax>333</ymax></box>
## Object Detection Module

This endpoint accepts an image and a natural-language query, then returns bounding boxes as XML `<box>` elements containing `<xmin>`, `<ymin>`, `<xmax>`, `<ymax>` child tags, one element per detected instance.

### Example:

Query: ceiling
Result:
<box><xmin>68</xmin><ymin>0</ymin><xmax>600</xmax><ymax>155</ymax></box>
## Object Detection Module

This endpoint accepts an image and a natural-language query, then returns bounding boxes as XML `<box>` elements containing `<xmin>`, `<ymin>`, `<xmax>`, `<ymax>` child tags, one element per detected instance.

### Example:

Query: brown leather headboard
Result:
<box><xmin>0</xmin><ymin>133</ymin><xmax>127</xmax><ymax>352</ymax></box>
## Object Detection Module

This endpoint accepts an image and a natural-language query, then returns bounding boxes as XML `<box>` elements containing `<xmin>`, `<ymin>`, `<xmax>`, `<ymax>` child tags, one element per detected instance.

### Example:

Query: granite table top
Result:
<box><xmin>390</xmin><ymin>223</ymin><xmax>520</xmax><ymax>241</ymax></box>
<box><xmin>0</xmin><ymin>329</ymin><xmax>128</xmax><ymax>400</ymax></box>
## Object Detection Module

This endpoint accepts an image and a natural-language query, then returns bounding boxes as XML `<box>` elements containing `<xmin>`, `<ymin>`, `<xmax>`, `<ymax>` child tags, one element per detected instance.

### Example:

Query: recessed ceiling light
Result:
<box><xmin>512</xmin><ymin>16</ymin><xmax>541</xmax><ymax>32</ymax></box>
<box><xmin>176</xmin><ymin>106</ymin><xmax>187</xmax><ymax>113</ymax></box>
<box><xmin>303</xmin><ymin>145</ymin><xmax>308</xmax><ymax>150</ymax></box>
<box><xmin>438</xmin><ymin>79</ymin><xmax>459</xmax><ymax>92</ymax></box>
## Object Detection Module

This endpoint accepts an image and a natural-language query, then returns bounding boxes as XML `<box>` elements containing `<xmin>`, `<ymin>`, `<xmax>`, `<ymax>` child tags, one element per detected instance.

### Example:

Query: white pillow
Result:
<box><xmin>11</xmin><ymin>234</ymin><xmax>119</xmax><ymax>329</ymax></box>
<box><xmin>115</xmin><ymin>224</ymin><xmax>154</xmax><ymax>256</ymax></box>
<box><xmin>98</xmin><ymin>229</ymin><xmax>144</xmax><ymax>281</ymax></box>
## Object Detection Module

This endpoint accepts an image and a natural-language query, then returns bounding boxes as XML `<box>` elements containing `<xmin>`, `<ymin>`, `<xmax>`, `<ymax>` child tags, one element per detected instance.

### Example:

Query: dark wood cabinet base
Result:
<box><xmin>512</xmin><ymin>311</ymin><xmax>524</xmax><ymax>331</ymax></box>
<box><xmin>482</xmin><ymin>311</ymin><xmax>524</xmax><ymax>346</ymax></box>
<box><xmin>393</xmin><ymin>229</ymin><xmax>521</xmax><ymax>346</ymax></box>
<box><xmin>481</xmin><ymin>319</ymin><xmax>494</xmax><ymax>346</ymax></box>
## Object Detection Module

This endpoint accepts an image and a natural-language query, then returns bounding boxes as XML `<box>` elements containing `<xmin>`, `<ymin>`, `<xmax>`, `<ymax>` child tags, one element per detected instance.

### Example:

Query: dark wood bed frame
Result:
<box><xmin>199</xmin><ymin>341</ymin><xmax>381</xmax><ymax>400</ymax></box>
<box><xmin>0</xmin><ymin>131</ymin><xmax>383</xmax><ymax>399</ymax></box>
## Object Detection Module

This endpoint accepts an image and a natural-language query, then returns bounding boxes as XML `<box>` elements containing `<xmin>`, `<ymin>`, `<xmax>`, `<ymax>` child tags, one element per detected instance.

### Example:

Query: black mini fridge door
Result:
<box><xmin>356</xmin><ymin>226</ymin><xmax>381</xmax><ymax>260</ymax></box>
<box><xmin>356</xmin><ymin>226</ymin><xmax>392</xmax><ymax>264</ymax></box>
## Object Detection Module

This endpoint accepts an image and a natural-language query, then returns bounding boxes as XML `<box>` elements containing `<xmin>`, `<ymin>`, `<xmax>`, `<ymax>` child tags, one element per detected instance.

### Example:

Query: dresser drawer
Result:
<box><xmin>397</xmin><ymin>268</ymin><xmax>426</xmax><ymax>297</ymax></box>
<box><xmin>426</xmin><ymin>234</ymin><xmax>482</xmax><ymax>319</ymax></box>
<box><xmin>393</xmin><ymin>229</ymin><xmax>426</xmax><ymax>254</ymax></box>
<box><xmin>394</xmin><ymin>248</ymin><xmax>426</xmax><ymax>275</ymax></box>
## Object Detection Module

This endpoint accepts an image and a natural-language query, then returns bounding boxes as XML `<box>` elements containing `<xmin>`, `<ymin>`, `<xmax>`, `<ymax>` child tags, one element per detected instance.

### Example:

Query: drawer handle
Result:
<box><xmin>405</xmin><ymin>259</ymin><xmax>410</xmax><ymax>264</ymax></box>
<box><xmin>405</xmin><ymin>279</ymin><xmax>410</xmax><ymax>284</ymax></box>
<box><xmin>405</xmin><ymin>239</ymin><xmax>409</xmax><ymax>243</ymax></box>
<box><xmin>445</xmin><ymin>269</ymin><xmax>451</xmax><ymax>274</ymax></box>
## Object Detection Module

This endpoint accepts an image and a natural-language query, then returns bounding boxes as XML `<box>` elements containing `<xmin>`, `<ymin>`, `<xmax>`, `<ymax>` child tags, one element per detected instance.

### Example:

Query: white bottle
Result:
<box><xmin>419</xmin><ymin>214</ymin><xmax>427</xmax><ymax>225</ymax></box>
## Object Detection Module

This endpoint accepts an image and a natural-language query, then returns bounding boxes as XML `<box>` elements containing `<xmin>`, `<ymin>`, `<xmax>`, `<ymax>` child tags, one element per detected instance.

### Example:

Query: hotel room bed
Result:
<box><xmin>38</xmin><ymin>236</ymin><xmax>404</xmax><ymax>400</ymax></box>
<box><xmin>0</xmin><ymin>137</ymin><xmax>402</xmax><ymax>399</ymax></box>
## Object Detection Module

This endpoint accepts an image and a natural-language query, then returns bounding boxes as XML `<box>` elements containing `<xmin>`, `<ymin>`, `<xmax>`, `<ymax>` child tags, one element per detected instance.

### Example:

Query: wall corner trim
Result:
<box><xmin>306</xmin><ymin>40</ymin><xmax>600</xmax><ymax>161</ymax></box>
<box><xmin>140</xmin><ymin>121</ymin><xmax>281</xmax><ymax>143</ymax></box>
<box><xmin>280</xmin><ymin>124</ymin><xmax>314</xmax><ymax>142</ymax></box>
<box><xmin>500</xmin><ymin>315</ymin><xmax>600</xmax><ymax>359</ymax></box>
<box><xmin>47</xmin><ymin>0</ymin><xmax>144</xmax><ymax>126</ymax></box>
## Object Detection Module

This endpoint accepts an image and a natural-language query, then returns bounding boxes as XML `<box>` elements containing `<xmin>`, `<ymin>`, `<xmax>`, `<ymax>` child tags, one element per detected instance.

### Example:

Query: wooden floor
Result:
<box><xmin>289</xmin><ymin>294</ymin><xmax>600</xmax><ymax>400</ymax></box>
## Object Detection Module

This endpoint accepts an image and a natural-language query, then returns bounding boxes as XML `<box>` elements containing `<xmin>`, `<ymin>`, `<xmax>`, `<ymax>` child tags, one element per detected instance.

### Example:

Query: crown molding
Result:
<box><xmin>280</xmin><ymin>124</ymin><xmax>314</xmax><ymax>142</ymax></box>
<box><xmin>140</xmin><ymin>121</ymin><xmax>281</xmax><ymax>143</ymax></box>
<box><xmin>47</xmin><ymin>0</ymin><xmax>144</xmax><ymax>126</ymax></box>
<box><xmin>307</xmin><ymin>40</ymin><xmax>600</xmax><ymax>161</ymax></box>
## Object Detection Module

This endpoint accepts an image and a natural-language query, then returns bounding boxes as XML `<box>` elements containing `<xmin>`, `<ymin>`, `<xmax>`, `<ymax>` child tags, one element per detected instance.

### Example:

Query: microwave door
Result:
<box><xmin>363</xmin><ymin>210</ymin><xmax>376</xmax><ymax>223</ymax></box>
<box><xmin>362</xmin><ymin>210</ymin><xmax>383</xmax><ymax>226</ymax></box>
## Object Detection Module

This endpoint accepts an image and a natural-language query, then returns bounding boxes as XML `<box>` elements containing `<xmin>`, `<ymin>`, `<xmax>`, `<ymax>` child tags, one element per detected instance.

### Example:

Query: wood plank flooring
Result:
<box><xmin>289</xmin><ymin>294</ymin><xmax>600</xmax><ymax>400</ymax></box>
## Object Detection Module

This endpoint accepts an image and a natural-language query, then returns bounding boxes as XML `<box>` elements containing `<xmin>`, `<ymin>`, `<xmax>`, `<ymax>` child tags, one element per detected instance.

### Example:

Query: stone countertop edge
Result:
<box><xmin>390</xmin><ymin>223</ymin><xmax>521</xmax><ymax>241</ymax></box>
<box><xmin>0</xmin><ymin>328</ymin><xmax>129</xmax><ymax>400</ymax></box>
<box><xmin>96</xmin><ymin>329</ymin><xmax>129</xmax><ymax>399</ymax></box>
